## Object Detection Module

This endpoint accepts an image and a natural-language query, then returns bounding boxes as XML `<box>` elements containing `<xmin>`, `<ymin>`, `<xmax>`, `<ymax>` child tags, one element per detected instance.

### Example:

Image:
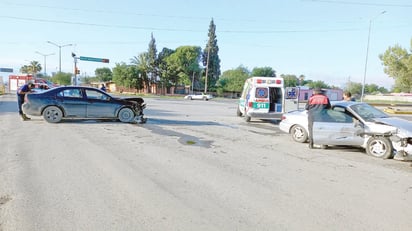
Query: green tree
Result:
<box><xmin>345</xmin><ymin>82</ymin><xmax>363</xmax><ymax>96</ymax></box>
<box><xmin>365</xmin><ymin>84</ymin><xmax>379</xmax><ymax>94</ymax></box>
<box><xmin>147</xmin><ymin>33</ymin><xmax>158</xmax><ymax>88</ymax></box>
<box><xmin>280</xmin><ymin>74</ymin><xmax>298</xmax><ymax>87</ymax></box>
<box><xmin>158</xmin><ymin>47</ymin><xmax>175</xmax><ymax>89</ymax></box>
<box><xmin>217</xmin><ymin>66</ymin><xmax>250</xmax><ymax>94</ymax></box>
<box><xmin>95</xmin><ymin>67</ymin><xmax>112</xmax><ymax>82</ymax></box>
<box><xmin>202</xmin><ymin>18</ymin><xmax>221</xmax><ymax>93</ymax></box>
<box><xmin>251</xmin><ymin>67</ymin><xmax>276</xmax><ymax>77</ymax></box>
<box><xmin>306</xmin><ymin>80</ymin><xmax>330</xmax><ymax>89</ymax></box>
<box><xmin>379</xmin><ymin>41</ymin><xmax>412</xmax><ymax>92</ymax></box>
<box><xmin>298</xmin><ymin>75</ymin><xmax>306</xmax><ymax>86</ymax></box>
<box><xmin>112</xmin><ymin>62</ymin><xmax>129</xmax><ymax>87</ymax></box>
<box><xmin>20</xmin><ymin>61</ymin><xmax>42</xmax><ymax>75</ymax></box>
<box><xmin>166</xmin><ymin>46</ymin><xmax>202</xmax><ymax>87</ymax></box>
<box><xmin>51</xmin><ymin>72</ymin><xmax>71</xmax><ymax>85</ymax></box>
<box><xmin>131</xmin><ymin>52</ymin><xmax>150</xmax><ymax>92</ymax></box>
<box><xmin>112</xmin><ymin>62</ymin><xmax>144</xmax><ymax>91</ymax></box>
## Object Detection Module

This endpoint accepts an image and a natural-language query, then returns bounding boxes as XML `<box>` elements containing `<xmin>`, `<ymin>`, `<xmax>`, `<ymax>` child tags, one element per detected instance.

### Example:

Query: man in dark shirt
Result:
<box><xmin>17</xmin><ymin>82</ymin><xmax>34</xmax><ymax>121</ymax></box>
<box><xmin>305</xmin><ymin>88</ymin><xmax>331</xmax><ymax>149</ymax></box>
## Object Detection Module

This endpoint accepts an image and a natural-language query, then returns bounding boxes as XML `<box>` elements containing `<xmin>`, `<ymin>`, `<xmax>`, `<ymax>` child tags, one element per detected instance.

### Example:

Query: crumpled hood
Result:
<box><xmin>373</xmin><ymin>117</ymin><xmax>412</xmax><ymax>137</ymax></box>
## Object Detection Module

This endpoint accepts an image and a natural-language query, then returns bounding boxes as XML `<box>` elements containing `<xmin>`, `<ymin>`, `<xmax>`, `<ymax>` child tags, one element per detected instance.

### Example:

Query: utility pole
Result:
<box><xmin>204</xmin><ymin>45</ymin><xmax>210</xmax><ymax>94</ymax></box>
<box><xmin>47</xmin><ymin>41</ymin><xmax>73</xmax><ymax>73</ymax></box>
<box><xmin>35</xmin><ymin>51</ymin><xmax>54</xmax><ymax>77</ymax></box>
<box><xmin>361</xmin><ymin>11</ymin><xmax>386</xmax><ymax>102</ymax></box>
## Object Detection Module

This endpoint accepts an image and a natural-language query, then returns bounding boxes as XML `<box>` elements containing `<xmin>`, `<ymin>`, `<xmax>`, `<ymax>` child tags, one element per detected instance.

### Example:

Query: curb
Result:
<box><xmin>383</xmin><ymin>107</ymin><xmax>412</xmax><ymax>114</ymax></box>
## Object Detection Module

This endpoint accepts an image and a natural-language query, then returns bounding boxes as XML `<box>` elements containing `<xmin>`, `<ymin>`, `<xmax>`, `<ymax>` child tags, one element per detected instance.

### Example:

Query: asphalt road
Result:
<box><xmin>1</xmin><ymin>94</ymin><xmax>412</xmax><ymax>231</ymax></box>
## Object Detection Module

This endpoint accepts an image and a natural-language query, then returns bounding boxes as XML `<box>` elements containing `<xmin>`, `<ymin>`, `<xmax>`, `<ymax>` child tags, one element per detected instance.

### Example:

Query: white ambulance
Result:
<box><xmin>237</xmin><ymin>76</ymin><xmax>285</xmax><ymax>122</ymax></box>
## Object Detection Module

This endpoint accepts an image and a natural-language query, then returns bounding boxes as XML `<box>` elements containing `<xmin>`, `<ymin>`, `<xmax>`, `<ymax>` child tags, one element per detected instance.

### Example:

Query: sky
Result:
<box><xmin>0</xmin><ymin>0</ymin><xmax>411</xmax><ymax>89</ymax></box>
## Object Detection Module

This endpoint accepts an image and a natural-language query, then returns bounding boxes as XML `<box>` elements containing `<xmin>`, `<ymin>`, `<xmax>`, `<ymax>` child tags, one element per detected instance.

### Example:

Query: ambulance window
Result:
<box><xmin>255</xmin><ymin>88</ymin><xmax>268</xmax><ymax>98</ymax></box>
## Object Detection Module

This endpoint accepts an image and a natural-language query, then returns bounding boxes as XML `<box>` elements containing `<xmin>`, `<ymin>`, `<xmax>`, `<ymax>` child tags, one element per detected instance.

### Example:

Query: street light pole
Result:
<box><xmin>361</xmin><ymin>11</ymin><xmax>386</xmax><ymax>102</ymax></box>
<box><xmin>47</xmin><ymin>41</ymin><xmax>73</xmax><ymax>73</ymax></box>
<box><xmin>35</xmin><ymin>51</ymin><xmax>54</xmax><ymax>76</ymax></box>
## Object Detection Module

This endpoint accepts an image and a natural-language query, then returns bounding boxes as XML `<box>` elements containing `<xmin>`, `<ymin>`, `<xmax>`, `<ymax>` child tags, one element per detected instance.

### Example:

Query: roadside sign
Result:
<box><xmin>0</xmin><ymin>68</ymin><xmax>13</xmax><ymax>72</ymax></box>
<box><xmin>79</xmin><ymin>56</ymin><xmax>109</xmax><ymax>63</ymax></box>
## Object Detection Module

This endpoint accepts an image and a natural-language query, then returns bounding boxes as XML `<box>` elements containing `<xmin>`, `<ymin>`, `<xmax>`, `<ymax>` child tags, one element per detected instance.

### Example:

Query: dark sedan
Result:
<box><xmin>22</xmin><ymin>86</ymin><xmax>146</xmax><ymax>123</ymax></box>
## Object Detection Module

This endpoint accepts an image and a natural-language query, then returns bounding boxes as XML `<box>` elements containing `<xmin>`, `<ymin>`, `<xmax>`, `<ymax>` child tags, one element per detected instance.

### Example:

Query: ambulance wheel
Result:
<box><xmin>245</xmin><ymin>115</ymin><xmax>251</xmax><ymax>122</ymax></box>
<box><xmin>290</xmin><ymin>125</ymin><xmax>308</xmax><ymax>143</ymax></box>
<box><xmin>236</xmin><ymin>107</ymin><xmax>242</xmax><ymax>117</ymax></box>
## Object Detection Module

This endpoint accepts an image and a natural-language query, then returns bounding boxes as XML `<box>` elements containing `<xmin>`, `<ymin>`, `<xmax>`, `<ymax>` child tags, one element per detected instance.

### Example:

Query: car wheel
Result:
<box><xmin>118</xmin><ymin>107</ymin><xmax>135</xmax><ymax>123</ymax></box>
<box><xmin>366</xmin><ymin>137</ymin><xmax>393</xmax><ymax>159</ymax></box>
<box><xmin>245</xmin><ymin>115</ymin><xmax>251</xmax><ymax>122</ymax></box>
<box><xmin>290</xmin><ymin>125</ymin><xmax>308</xmax><ymax>143</ymax></box>
<box><xmin>236</xmin><ymin>107</ymin><xmax>243</xmax><ymax>117</ymax></box>
<box><xmin>43</xmin><ymin>106</ymin><xmax>63</xmax><ymax>123</ymax></box>
<box><xmin>188</xmin><ymin>96</ymin><xmax>192</xmax><ymax>100</ymax></box>
<box><xmin>203</xmin><ymin>97</ymin><xmax>208</xmax><ymax>101</ymax></box>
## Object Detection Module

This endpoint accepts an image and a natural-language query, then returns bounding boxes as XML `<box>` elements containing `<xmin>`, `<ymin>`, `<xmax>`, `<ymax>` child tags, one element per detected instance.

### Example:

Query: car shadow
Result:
<box><xmin>147</xmin><ymin>118</ymin><xmax>223</xmax><ymax>127</ymax></box>
<box><xmin>324</xmin><ymin>145</ymin><xmax>365</xmax><ymax>153</ymax></box>
<box><xmin>0</xmin><ymin>100</ymin><xmax>18</xmax><ymax>113</ymax></box>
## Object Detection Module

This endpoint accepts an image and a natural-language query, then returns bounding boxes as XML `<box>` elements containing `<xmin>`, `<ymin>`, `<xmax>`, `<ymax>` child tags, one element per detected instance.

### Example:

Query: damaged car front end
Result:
<box><xmin>374</xmin><ymin>117</ymin><xmax>412</xmax><ymax>160</ymax></box>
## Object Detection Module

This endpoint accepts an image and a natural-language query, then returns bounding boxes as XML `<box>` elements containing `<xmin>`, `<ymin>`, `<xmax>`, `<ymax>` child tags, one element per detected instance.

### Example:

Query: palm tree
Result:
<box><xmin>20</xmin><ymin>61</ymin><xmax>42</xmax><ymax>75</ymax></box>
<box><xmin>130</xmin><ymin>53</ymin><xmax>150</xmax><ymax>92</ymax></box>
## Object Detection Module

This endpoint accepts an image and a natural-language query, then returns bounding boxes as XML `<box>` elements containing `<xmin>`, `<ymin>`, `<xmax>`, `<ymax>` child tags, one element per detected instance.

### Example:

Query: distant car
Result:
<box><xmin>23</xmin><ymin>86</ymin><xmax>146</xmax><ymax>123</ymax></box>
<box><xmin>184</xmin><ymin>93</ymin><xmax>213</xmax><ymax>101</ymax></box>
<box><xmin>34</xmin><ymin>78</ymin><xmax>59</xmax><ymax>88</ymax></box>
<box><xmin>279</xmin><ymin>101</ymin><xmax>412</xmax><ymax>160</ymax></box>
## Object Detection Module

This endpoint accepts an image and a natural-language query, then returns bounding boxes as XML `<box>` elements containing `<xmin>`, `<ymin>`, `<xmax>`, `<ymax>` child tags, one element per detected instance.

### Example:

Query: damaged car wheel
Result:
<box><xmin>118</xmin><ymin>108</ymin><xmax>135</xmax><ymax>123</ymax></box>
<box><xmin>366</xmin><ymin>137</ymin><xmax>393</xmax><ymax>159</ymax></box>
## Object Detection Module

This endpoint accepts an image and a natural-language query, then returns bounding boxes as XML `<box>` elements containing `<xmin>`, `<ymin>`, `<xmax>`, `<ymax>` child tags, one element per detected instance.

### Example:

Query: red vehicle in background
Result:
<box><xmin>34</xmin><ymin>78</ymin><xmax>59</xmax><ymax>88</ymax></box>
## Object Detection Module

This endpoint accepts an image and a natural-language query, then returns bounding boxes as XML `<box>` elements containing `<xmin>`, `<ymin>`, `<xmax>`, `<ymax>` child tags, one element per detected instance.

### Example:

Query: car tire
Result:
<box><xmin>118</xmin><ymin>107</ymin><xmax>135</xmax><ymax>123</ymax></box>
<box><xmin>203</xmin><ymin>97</ymin><xmax>208</xmax><ymax>101</ymax></box>
<box><xmin>236</xmin><ymin>107</ymin><xmax>243</xmax><ymax>117</ymax></box>
<box><xmin>290</xmin><ymin>124</ymin><xmax>308</xmax><ymax>143</ymax></box>
<box><xmin>365</xmin><ymin>137</ymin><xmax>393</xmax><ymax>159</ymax></box>
<box><xmin>43</xmin><ymin>106</ymin><xmax>63</xmax><ymax>123</ymax></box>
<box><xmin>245</xmin><ymin>115</ymin><xmax>251</xmax><ymax>122</ymax></box>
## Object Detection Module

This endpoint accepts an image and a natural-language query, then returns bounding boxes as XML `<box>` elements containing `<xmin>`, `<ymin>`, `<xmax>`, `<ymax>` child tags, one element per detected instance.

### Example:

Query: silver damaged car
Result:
<box><xmin>279</xmin><ymin>101</ymin><xmax>412</xmax><ymax>160</ymax></box>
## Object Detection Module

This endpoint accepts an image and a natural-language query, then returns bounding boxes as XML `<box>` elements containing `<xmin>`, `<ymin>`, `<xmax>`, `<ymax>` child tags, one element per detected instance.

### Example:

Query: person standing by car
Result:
<box><xmin>343</xmin><ymin>91</ymin><xmax>355</xmax><ymax>101</ymax></box>
<box><xmin>305</xmin><ymin>88</ymin><xmax>331</xmax><ymax>149</ymax></box>
<box><xmin>100</xmin><ymin>84</ymin><xmax>107</xmax><ymax>92</ymax></box>
<box><xmin>17</xmin><ymin>82</ymin><xmax>35</xmax><ymax>121</ymax></box>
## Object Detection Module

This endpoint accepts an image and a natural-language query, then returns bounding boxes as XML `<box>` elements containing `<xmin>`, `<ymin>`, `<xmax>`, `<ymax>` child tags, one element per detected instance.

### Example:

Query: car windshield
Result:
<box><xmin>349</xmin><ymin>103</ymin><xmax>389</xmax><ymax>121</ymax></box>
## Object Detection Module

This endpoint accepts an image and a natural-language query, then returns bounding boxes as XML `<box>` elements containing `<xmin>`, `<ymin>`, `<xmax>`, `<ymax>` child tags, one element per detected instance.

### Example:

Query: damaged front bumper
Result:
<box><xmin>391</xmin><ymin>135</ymin><xmax>412</xmax><ymax>161</ymax></box>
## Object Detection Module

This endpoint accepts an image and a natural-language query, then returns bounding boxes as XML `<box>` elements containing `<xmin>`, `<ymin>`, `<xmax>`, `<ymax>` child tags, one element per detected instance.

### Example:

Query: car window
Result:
<box><xmin>319</xmin><ymin>109</ymin><xmax>353</xmax><ymax>123</ymax></box>
<box><xmin>350</xmin><ymin>103</ymin><xmax>388</xmax><ymax>121</ymax></box>
<box><xmin>57</xmin><ymin>89</ymin><xmax>82</xmax><ymax>98</ymax></box>
<box><xmin>85</xmin><ymin>89</ymin><xmax>110</xmax><ymax>100</ymax></box>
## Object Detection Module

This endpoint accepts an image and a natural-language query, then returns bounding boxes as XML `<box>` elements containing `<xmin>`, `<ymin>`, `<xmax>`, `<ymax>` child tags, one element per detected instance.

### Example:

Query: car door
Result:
<box><xmin>84</xmin><ymin>89</ymin><xmax>118</xmax><ymax>118</ymax></box>
<box><xmin>313</xmin><ymin>109</ymin><xmax>365</xmax><ymax>146</ymax></box>
<box><xmin>57</xmin><ymin>88</ymin><xmax>87</xmax><ymax>117</ymax></box>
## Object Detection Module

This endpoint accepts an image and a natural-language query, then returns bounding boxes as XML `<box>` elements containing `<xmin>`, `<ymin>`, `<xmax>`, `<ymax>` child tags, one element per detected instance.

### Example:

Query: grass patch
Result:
<box><xmin>186</xmin><ymin>140</ymin><xmax>196</xmax><ymax>145</ymax></box>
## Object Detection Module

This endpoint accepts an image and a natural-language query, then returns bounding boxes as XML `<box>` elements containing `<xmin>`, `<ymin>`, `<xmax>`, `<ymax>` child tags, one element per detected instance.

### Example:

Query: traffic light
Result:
<box><xmin>101</xmin><ymin>58</ymin><xmax>109</xmax><ymax>63</ymax></box>
<box><xmin>75</xmin><ymin>68</ymin><xmax>80</xmax><ymax>74</ymax></box>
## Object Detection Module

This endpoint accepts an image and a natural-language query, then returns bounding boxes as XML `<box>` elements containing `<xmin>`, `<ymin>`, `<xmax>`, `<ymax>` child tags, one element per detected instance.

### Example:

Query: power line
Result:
<box><xmin>0</xmin><ymin>15</ymin><xmax>370</xmax><ymax>34</ymax></box>
<box><xmin>303</xmin><ymin>0</ymin><xmax>412</xmax><ymax>7</ymax></box>
<box><xmin>0</xmin><ymin>15</ymin><xmax>201</xmax><ymax>32</ymax></box>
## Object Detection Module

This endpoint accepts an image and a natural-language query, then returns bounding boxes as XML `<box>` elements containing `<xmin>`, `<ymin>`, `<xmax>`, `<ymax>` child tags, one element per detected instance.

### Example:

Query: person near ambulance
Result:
<box><xmin>17</xmin><ymin>82</ymin><xmax>35</xmax><ymax>121</ymax></box>
<box><xmin>305</xmin><ymin>87</ymin><xmax>331</xmax><ymax>149</ymax></box>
